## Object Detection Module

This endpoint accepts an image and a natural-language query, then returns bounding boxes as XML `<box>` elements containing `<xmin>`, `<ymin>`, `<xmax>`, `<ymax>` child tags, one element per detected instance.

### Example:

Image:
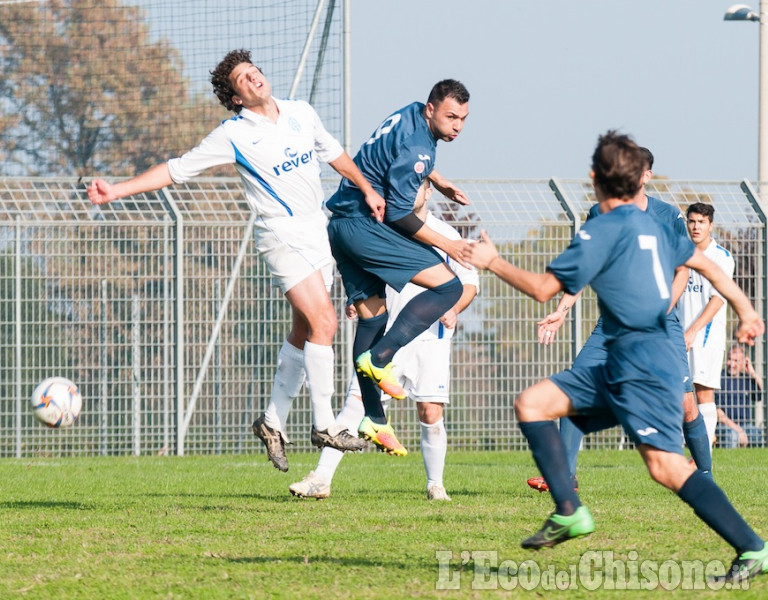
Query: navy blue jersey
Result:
<box><xmin>587</xmin><ymin>195</ymin><xmax>687</xmax><ymax>237</ymax></box>
<box><xmin>326</xmin><ymin>102</ymin><xmax>436</xmax><ymax>223</ymax></box>
<box><xmin>548</xmin><ymin>204</ymin><xmax>695</xmax><ymax>341</ymax></box>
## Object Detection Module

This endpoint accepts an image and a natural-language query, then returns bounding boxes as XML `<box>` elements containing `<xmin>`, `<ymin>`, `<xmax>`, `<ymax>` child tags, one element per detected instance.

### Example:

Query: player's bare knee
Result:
<box><xmin>418</xmin><ymin>403</ymin><xmax>443</xmax><ymax>424</ymax></box>
<box><xmin>682</xmin><ymin>392</ymin><xmax>698</xmax><ymax>421</ymax></box>
<box><xmin>308</xmin><ymin>307</ymin><xmax>338</xmax><ymax>342</ymax></box>
<box><xmin>514</xmin><ymin>392</ymin><xmax>539</xmax><ymax>422</ymax></box>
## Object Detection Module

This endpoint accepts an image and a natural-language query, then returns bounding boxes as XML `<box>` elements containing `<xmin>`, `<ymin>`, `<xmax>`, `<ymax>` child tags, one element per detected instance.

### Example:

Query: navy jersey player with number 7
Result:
<box><xmin>466</xmin><ymin>131</ymin><xmax>767</xmax><ymax>584</ymax></box>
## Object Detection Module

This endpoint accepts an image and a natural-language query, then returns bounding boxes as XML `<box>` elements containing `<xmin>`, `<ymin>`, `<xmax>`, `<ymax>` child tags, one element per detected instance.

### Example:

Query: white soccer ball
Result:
<box><xmin>31</xmin><ymin>377</ymin><xmax>82</xmax><ymax>428</ymax></box>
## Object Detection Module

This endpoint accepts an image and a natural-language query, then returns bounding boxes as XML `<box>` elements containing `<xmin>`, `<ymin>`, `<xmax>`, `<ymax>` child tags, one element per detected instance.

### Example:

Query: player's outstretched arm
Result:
<box><xmin>329</xmin><ymin>153</ymin><xmax>385</xmax><ymax>222</ymax></box>
<box><xmin>88</xmin><ymin>163</ymin><xmax>174</xmax><ymax>206</ymax></box>
<box><xmin>428</xmin><ymin>169</ymin><xmax>469</xmax><ymax>206</ymax></box>
<box><xmin>686</xmin><ymin>249</ymin><xmax>764</xmax><ymax>345</ymax></box>
<box><xmin>466</xmin><ymin>230</ymin><xmax>563</xmax><ymax>302</ymax></box>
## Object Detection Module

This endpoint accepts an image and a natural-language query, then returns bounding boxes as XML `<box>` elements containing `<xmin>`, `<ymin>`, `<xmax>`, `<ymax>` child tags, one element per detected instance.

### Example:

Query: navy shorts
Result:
<box><xmin>550</xmin><ymin>332</ymin><xmax>685</xmax><ymax>454</ymax></box>
<box><xmin>573</xmin><ymin>315</ymin><xmax>693</xmax><ymax>394</ymax></box>
<box><xmin>666</xmin><ymin>311</ymin><xmax>695</xmax><ymax>394</ymax></box>
<box><xmin>328</xmin><ymin>216</ymin><xmax>443</xmax><ymax>303</ymax></box>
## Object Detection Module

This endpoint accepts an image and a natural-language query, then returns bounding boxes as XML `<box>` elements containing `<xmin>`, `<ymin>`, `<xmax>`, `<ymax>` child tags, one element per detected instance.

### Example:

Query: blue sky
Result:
<box><xmin>349</xmin><ymin>1</ymin><xmax>760</xmax><ymax>181</ymax></box>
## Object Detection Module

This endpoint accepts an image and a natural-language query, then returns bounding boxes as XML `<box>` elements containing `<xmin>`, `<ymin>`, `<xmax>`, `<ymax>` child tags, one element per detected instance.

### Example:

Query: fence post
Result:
<box><xmin>157</xmin><ymin>187</ymin><xmax>185</xmax><ymax>456</ymax></box>
<box><xmin>15</xmin><ymin>216</ymin><xmax>22</xmax><ymax>458</ymax></box>
<box><xmin>100</xmin><ymin>279</ymin><xmax>108</xmax><ymax>456</ymax></box>
<box><xmin>162</xmin><ymin>217</ymin><xmax>172</xmax><ymax>455</ymax></box>
<box><xmin>132</xmin><ymin>293</ymin><xmax>141</xmax><ymax>456</ymax></box>
<box><xmin>548</xmin><ymin>178</ymin><xmax>582</xmax><ymax>355</ymax></box>
<box><xmin>740</xmin><ymin>180</ymin><xmax>767</xmax><ymax>432</ymax></box>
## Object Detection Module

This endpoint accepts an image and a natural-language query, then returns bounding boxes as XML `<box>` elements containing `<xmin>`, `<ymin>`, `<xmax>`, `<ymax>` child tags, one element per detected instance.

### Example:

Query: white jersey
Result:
<box><xmin>677</xmin><ymin>238</ymin><xmax>734</xmax><ymax>351</ymax></box>
<box><xmin>385</xmin><ymin>212</ymin><xmax>479</xmax><ymax>341</ymax></box>
<box><xmin>167</xmin><ymin>98</ymin><xmax>344</xmax><ymax>220</ymax></box>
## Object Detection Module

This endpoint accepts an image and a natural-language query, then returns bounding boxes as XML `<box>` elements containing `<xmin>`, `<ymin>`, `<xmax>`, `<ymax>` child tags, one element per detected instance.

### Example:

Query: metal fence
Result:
<box><xmin>1</xmin><ymin>177</ymin><xmax>765</xmax><ymax>457</ymax></box>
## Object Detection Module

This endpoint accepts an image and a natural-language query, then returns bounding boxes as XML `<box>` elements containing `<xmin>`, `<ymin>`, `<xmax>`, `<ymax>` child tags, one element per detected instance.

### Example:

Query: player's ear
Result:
<box><xmin>642</xmin><ymin>169</ymin><xmax>653</xmax><ymax>184</ymax></box>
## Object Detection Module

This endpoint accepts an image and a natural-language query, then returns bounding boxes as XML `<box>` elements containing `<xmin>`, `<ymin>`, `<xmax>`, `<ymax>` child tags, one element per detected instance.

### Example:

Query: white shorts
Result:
<box><xmin>347</xmin><ymin>337</ymin><xmax>451</xmax><ymax>404</ymax></box>
<box><xmin>687</xmin><ymin>346</ymin><xmax>725</xmax><ymax>389</ymax></box>
<box><xmin>254</xmin><ymin>210</ymin><xmax>334</xmax><ymax>293</ymax></box>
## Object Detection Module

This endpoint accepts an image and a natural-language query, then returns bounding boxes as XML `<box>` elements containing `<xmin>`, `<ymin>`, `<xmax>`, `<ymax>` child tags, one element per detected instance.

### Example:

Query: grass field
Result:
<box><xmin>1</xmin><ymin>448</ymin><xmax>767</xmax><ymax>599</ymax></box>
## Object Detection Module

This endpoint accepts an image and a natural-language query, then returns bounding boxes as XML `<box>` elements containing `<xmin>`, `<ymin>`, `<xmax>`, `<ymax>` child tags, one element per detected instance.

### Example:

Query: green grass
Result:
<box><xmin>0</xmin><ymin>449</ymin><xmax>767</xmax><ymax>599</ymax></box>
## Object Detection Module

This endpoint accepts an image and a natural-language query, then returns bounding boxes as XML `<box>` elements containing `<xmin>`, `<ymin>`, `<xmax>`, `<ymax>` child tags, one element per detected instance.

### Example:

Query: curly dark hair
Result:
<box><xmin>210</xmin><ymin>49</ymin><xmax>261</xmax><ymax>113</ymax></box>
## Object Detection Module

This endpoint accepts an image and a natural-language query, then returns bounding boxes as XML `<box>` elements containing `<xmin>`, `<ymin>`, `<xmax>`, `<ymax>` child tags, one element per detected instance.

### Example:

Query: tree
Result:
<box><xmin>0</xmin><ymin>0</ymin><xmax>225</xmax><ymax>177</ymax></box>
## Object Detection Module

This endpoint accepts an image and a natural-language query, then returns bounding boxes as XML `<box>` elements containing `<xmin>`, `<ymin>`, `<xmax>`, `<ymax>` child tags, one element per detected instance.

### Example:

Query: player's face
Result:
<box><xmin>686</xmin><ymin>213</ymin><xmax>713</xmax><ymax>246</ymax></box>
<box><xmin>229</xmin><ymin>63</ymin><xmax>272</xmax><ymax>109</ymax></box>
<box><xmin>425</xmin><ymin>97</ymin><xmax>469</xmax><ymax>142</ymax></box>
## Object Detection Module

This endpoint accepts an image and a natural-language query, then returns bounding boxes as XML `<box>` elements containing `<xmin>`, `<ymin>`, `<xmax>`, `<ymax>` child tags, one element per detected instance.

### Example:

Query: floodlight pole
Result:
<box><xmin>726</xmin><ymin>2</ymin><xmax>768</xmax><ymax>190</ymax></box>
<box><xmin>760</xmin><ymin>0</ymin><xmax>768</xmax><ymax>187</ymax></box>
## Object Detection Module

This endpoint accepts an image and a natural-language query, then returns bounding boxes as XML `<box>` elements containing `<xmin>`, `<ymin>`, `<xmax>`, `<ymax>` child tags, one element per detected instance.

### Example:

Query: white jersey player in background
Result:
<box><xmin>87</xmin><ymin>49</ymin><xmax>386</xmax><ymax>471</ymax></box>
<box><xmin>289</xmin><ymin>180</ymin><xmax>479</xmax><ymax>500</ymax></box>
<box><xmin>677</xmin><ymin>202</ymin><xmax>735</xmax><ymax>453</ymax></box>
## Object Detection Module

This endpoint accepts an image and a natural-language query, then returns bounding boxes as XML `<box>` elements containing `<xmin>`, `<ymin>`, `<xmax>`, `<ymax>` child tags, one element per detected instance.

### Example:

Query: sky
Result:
<box><xmin>348</xmin><ymin>1</ymin><xmax>761</xmax><ymax>182</ymax></box>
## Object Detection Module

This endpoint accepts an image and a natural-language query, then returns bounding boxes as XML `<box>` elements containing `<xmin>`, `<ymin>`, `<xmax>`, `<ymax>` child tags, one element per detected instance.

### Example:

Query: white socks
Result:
<box><xmin>421</xmin><ymin>418</ymin><xmax>447</xmax><ymax>489</ymax></box>
<box><xmin>303</xmin><ymin>341</ymin><xmax>336</xmax><ymax>432</ymax></box>
<box><xmin>315</xmin><ymin>394</ymin><xmax>365</xmax><ymax>483</ymax></box>
<box><xmin>264</xmin><ymin>340</ymin><xmax>305</xmax><ymax>433</ymax></box>
<box><xmin>699</xmin><ymin>402</ymin><xmax>718</xmax><ymax>449</ymax></box>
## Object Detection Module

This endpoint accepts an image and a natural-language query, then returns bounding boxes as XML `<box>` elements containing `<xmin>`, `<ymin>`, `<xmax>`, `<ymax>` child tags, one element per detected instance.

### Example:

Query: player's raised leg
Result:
<box><xmin>360</xmin><ymin>264</ymin><xmax>462</xmax><ymax>388</ymax></box>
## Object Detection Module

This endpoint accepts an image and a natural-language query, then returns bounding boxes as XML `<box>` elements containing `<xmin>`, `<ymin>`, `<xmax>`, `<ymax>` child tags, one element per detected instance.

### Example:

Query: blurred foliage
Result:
<box><xmin>0</xmin><ymin>0</ymin><xmax>228</xmax><ymax>177</ymax></box>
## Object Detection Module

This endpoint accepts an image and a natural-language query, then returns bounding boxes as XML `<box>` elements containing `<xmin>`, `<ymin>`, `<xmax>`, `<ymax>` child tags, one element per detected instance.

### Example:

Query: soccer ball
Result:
<box><xmin>31</xmin><ymin>377</ymin><xmax>82</xmax><ymax>428</ymax></box>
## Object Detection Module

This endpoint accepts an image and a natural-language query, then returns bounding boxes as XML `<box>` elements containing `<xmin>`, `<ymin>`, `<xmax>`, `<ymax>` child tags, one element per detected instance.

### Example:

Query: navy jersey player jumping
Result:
<box><xmin>326</xmin><ymin>80</ymin><xmax>471</xmax><ymax>455</ymax></box>
<box><xmin>467</xmin><ymin>131</ymin><xmax>767</xmax><ymax>584</ymax></box>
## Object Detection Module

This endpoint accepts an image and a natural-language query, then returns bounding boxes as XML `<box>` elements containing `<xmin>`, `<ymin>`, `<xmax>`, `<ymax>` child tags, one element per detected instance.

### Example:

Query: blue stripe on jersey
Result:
<box><xmin>702</xmin><ymin>321</ymin><xmax>712</xmax><ymax>346</ymax></box>
<box><xmin>231</xmin><ymin>143</ymin><xmax>293</xmax><ymax>216</ymax></box>
<box><xmin>715</xmin><ymin>244</ymin><xmax>732</xmax><ymax>257</ymax></box>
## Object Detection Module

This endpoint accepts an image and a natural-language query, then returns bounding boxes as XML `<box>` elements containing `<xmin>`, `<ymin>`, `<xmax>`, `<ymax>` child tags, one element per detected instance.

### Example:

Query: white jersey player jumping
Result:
<box><xmin>87</xmin><ymin>49</ymin><xmax>387</xmax><ymax>471</ymax></box>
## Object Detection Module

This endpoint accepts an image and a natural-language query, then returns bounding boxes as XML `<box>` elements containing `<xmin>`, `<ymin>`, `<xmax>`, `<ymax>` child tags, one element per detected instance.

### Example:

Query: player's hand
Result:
<box><xmin>465</xmin><ymin>230</ymin><xmax>499</xmax><ymax>270</ymax></box>
<box><xmin>364</xmin><ymin>190</ymin><xmax>386</xmax><ymax>222</ymax></box>
<box><xmin>735</xmin><ymin>312</ymin><xmax>764</xmax><ymax>345</ymax></box>
<box><xmin>345</xmin><ymin>304</ymin><xmax>358</xmax><ymax>320</ymax></box>
<box><xmin>445</xmin><ymin>238</ymin><xmax>472</xmax><ymax>269</ymax></box>
<box><xmin>440</xmin><ymin>308</ymin><xmax>458</xmax><ymax>330</ymax></box>
<box><xmin>537</xmin><ymin>310</ymin><xmax>566</xmax><ymax>345</ymax></box>
<box><xmin>444</xmin><ymin>184</ymin><xmax>469</xmax><ymax>206</ymax></box>
<box><xmin>683</xmin><ymin>328</ymin><xmax>696</xmax><ymax>351</ymax></box>
<box><xmin>87</xmin><ymin>179</ymin><xmax>117</xmax><ymax>205</ymax></box>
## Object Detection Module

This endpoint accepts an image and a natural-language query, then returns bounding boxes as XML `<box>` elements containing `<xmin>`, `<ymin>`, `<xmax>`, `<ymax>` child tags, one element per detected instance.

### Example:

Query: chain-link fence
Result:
<box><xmin>1</xmin><ymin>177</ymin><xmax>766</xmax><ymax>457</ymax></box>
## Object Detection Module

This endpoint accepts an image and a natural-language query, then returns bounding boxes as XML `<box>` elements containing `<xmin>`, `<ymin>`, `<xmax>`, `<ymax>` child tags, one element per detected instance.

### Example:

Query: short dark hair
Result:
<box><xmin>687</xmin><ymin>202</ymin><xmax>715</xmax><ymax>222</ymax></box>
<box><xmin>591</xmin><ymin>130</ymin><xmax>645</xmax><ymax>200</ymax></box>
<box><xmin>210</xmin><ymin>49</ymin><xmax>261</xmax><ymax>114</ymax></box>
<box><xmin>639</xmin><ymin>147</ymin><xmax>654</xmax><ymax>170</ymax></box>
<box><xmin>427</xmin><ymin>79</ymin><xmax>470</xmax><ymax>106</ymax></box>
